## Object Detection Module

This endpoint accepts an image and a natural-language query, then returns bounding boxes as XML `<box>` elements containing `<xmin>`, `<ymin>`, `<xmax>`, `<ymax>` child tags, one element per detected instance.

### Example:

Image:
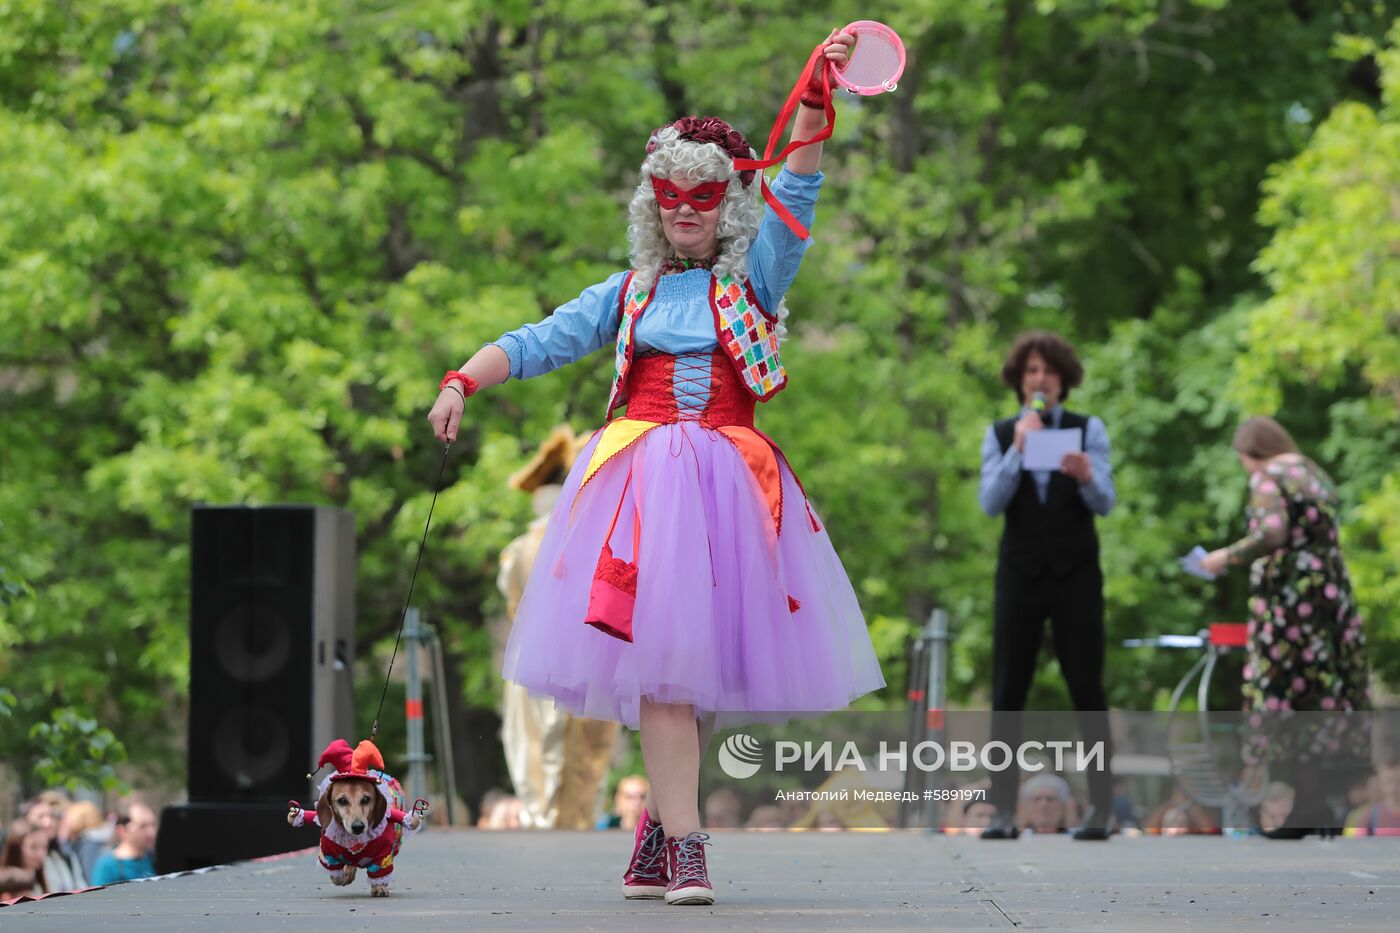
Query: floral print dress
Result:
<box><xmin>1227</xmin><ymin>456</ymin><xmax>1370</xmax><ymax>762</ymax></box>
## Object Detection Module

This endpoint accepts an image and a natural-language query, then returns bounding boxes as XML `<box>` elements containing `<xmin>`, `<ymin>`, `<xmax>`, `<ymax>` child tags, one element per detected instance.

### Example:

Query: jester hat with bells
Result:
<box><xmin>312</xmin><ymin>739</ymin><xmax>393</xmax><ymax>822</ymax></box>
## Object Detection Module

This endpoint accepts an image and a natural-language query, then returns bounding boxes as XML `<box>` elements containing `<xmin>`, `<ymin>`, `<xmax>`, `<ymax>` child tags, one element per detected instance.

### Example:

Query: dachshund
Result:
<box><xmin>288</xmin><ymin>739</ymin><xmax>427</xmax><ymax>897</ymax></box>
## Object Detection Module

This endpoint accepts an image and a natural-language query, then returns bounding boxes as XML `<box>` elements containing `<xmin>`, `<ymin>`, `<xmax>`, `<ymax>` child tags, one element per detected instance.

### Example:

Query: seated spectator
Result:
<box><xmin>60</xmin><ymin>800</ymin><xmax>108</xmax><ymax>882</ymax></box>
<box><xmin>1110</xmin><ymin>778</ymin><xmax>1142</xmax><ymax>831</ymax></box>
<box><xmin>703</xmin><ymin>787</ymin><xmax>743</xmax><ymax>830</ymax></box>
<box><xmin>744</xmin><ymin>805</ymin><xmax>785</xmax><ymax>830</ymax></box>
<box><xmin>1065</xmin><ymin>791</ymin><xmax>1086</xmax><ymax>830</ymax></box>
<box><xmin>1345</xmin><ymin>755</ymin><xmax>1400</xmax><ymax>837</ymax></box>
<box><xmin>961</xmin><ymin>799</ymin><xmax>998</xmax><ymax>834</ymax></box>
<box><xmin>476</xmin><ymin>788</ymin><xmax>511</xmax><ymax>828</ymax></box>
<box><xmin>1256</xmin><ymin>781</ymin><xmax>1296</xmax><ymax>833</ymax></box>
<box><xmin>0</xmin><ymin>819</ymin><xmax>48</xmax><ymax>899</ymax></box>
<box><xmin>777</xmin><ymin>797</ymin><xmax>810</xmax><ymax>827</ymax></box>
<box><xmin>484</xmin><ymin>793</ymin><xmax>523</xmax><ymax>830</ymax></box>
<box><xmin>940</xmin><ymin>780</ymin><xmax>995</xmax><ymax>835</ymax></box>
<box><xmin>1346</xmin><ymin>772</ymin><xmax>1378</xmax><ymax>813</ymax></box>
<box><xmin>23</xmin><ymin>792</ymin><xmax>85</xmax><ymax>892</ymax></box>
<box><xmin>597</xmin><ymin>775</ymin><xmax>649</xmax><ymax>830</ymax></box>
<box><xmin>89</xmin><ymin>802</ymin><xmax>157</xmax><ymax>886</ymax></box>
<box><xmin>1144</xmin><ymin>787</ymin><xmax>1220</xmax><ymax>835</ymax></box>
<box><xmin>1018</xmin><ymin>774</ymin><xmax>1072</xmax><ymax>835</ymax></box>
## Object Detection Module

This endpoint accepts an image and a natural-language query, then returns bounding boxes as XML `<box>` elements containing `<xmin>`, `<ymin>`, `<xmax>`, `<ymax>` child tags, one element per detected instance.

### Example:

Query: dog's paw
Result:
<box><xmin>370</xmin><ymin>884</ymin><xmax>390</xmax><ymax>897</ymax></box>
<box><xmin>328</xmin><ymin>866</ymin><xmax>357</xmax><ymax>886</ymax></box>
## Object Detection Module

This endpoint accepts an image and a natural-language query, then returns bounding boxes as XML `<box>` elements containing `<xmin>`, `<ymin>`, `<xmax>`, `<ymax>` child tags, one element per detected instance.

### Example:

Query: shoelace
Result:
<box><xmin>672</xmin><ymin>832</ymin><xmax>712</xmax><ymax>885</ymax></box>
<box><xmin>632</xmin><ymin>822</ymin><xmax>667</xmax><ymax>880</ymax></box>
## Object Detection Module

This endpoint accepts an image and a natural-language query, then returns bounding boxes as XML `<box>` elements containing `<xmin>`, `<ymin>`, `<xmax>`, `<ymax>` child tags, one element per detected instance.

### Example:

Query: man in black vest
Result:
<box><xmin>978</xmin><ymin>331</ymin><xmax>1117</xmax><ymax>841</ymax></box>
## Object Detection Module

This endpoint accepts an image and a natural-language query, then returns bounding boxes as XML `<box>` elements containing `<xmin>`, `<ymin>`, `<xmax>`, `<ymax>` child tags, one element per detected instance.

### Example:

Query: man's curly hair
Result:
<box><xmin>1001</xmin><ymin>331</ymin><xmax>1084</xmax><ymax>403</ymax></box>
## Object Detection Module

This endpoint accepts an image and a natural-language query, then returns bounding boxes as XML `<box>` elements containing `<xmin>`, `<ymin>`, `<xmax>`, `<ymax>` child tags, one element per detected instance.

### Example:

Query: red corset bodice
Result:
<box><xmin>618</xmin><ymin>351</ymin><xmax>756</xmax><ymax>429</ymax></box>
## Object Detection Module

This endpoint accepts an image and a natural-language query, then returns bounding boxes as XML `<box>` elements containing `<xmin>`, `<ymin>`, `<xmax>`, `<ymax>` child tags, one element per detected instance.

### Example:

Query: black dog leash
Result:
<box><xmin>369</xmin><ymin>441</ymin><xmax>452</xmax><ymax>744</ymax></box>
<box><xmin>294</xmin><ymin>441</ymin><xmax>452</xmax><ymax>813</ymax></box>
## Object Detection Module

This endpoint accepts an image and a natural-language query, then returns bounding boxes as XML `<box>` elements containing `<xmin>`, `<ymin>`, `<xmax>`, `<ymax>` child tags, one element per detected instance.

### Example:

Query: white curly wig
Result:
<box><xmin>627</xmin><ymin>118</ymin><xmax>790</xmax><ymax>341</ymax></box>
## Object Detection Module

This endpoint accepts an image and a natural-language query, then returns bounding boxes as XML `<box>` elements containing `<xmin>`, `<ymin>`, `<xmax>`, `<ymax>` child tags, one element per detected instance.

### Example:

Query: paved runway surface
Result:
<box><xmin>3</xmin><ymin>829</ymin><xmax>1398</xmax><ymax>931</ymax></box>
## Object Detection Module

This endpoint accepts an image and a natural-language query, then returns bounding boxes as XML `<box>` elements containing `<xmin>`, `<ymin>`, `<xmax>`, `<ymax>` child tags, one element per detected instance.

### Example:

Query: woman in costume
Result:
<box><xmin>1202</xmin><ymin>416</ymin><xmax>1370</xmax><ymax>837</ymax></box>
<box><xmin>427</xmin><ymin>28</ymin><xmax>884</xmax><ymax>905</ymax></box>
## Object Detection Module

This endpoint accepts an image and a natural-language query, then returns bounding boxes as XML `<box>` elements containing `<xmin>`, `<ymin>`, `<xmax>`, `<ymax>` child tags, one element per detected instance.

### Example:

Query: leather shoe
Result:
<box><xmin>980</xmin><ymin>810</ymin><xmax>1020</xmax><ymax>840</ymax></box>
<box><xmin>1071</xmin><ymin>806</ymin><xmax>1113</xmax><ymax>841</ymax></box>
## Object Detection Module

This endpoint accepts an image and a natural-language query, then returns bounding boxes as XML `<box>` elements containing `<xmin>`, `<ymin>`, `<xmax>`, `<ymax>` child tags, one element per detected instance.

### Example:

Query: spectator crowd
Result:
<box><xmin>1</xmin><ymin>791</ymin><xmax>158</xmax><ymax>903</ymax></box>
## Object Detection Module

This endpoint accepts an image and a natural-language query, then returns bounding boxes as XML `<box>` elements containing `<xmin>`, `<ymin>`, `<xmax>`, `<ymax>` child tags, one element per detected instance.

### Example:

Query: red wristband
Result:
<box><xmin>801</xmin><ymin>45</ymin><xmax>831</xmax><ymax>110</ymax></box>
<box><xmin>440</xmin><ymin>371</ymin><xmax>479</xmax><ymax>396</ymax></box>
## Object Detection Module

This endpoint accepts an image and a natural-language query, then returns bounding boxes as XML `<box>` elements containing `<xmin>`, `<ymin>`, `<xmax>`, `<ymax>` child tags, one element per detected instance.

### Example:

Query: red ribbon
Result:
<box><xmin>732</xmin><ymin>44</ymin><xmax>837</xmax><ymax>241</ymax></box>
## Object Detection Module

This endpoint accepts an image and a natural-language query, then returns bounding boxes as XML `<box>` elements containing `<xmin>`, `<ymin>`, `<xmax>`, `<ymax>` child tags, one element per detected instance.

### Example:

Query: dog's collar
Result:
<box><xmin>323</xmin><ymin>811</ymin><xmax>391</xmax><ymax>851</ymax></box>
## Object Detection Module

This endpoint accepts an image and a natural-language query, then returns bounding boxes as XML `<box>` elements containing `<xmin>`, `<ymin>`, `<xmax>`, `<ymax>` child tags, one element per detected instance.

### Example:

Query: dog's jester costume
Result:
<box><xmin>289</xmin><ymin>739</ymin><xmax>420</xmax><ymax>889</ymax></box>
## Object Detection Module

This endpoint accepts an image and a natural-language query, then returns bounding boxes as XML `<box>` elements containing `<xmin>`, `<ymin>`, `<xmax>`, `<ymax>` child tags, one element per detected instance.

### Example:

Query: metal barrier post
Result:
<box><xmin>899</xmin><ymin>636</ymin><xmax>930</xmax><ymax>825</ymax></box>
<box><xmin>403</xmin><ymin>608</ymin><xmax>430</xmax><ymax>804</ymax></box>
<box><xmin>921</xmin><ymin>608</ymin><xmax>951</xmax><ymax>832</ymax></box>
<box><xmin>426</xmin><ymin>624</ymin><xmax>459</xmax><ymax>826</ymax></box>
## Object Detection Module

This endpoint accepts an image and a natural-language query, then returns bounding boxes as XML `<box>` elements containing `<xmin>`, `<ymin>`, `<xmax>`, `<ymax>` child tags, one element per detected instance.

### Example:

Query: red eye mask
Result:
<box><xmin>650</xmin><ymin>177</ymin><xmax>728</xmax><ymax>212</ymax></box>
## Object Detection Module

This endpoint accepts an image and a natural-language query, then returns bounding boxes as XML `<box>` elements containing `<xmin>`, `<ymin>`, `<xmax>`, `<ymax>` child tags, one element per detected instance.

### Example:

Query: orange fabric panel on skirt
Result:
<box><xmin>717</xmin><ymin>426</ymin><xmax>783</xmax><ymax>537</ymax></box>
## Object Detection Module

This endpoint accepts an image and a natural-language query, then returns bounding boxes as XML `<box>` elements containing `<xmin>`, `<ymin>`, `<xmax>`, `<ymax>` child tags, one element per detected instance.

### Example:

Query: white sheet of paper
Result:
<box><xmin>1022</xmin><ymin>428</ymin><xmax>1083</xmax><ymax>471</ymax></box>
<box><xmin>1178</xmin><ymin>545</ymin><xmax>1217</xmax><ymax>581</ymax></box>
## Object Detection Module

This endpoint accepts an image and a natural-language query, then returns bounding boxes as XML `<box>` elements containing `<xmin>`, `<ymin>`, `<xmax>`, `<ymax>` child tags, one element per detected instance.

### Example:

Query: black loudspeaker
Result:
<box><xmin>157</xmin><ymin>506</ymin><xmax>357</xmax><ymax>872</ymax></box>
<box><xmin>186</xmin><ymin>504</ymin><xmax>357</xmax><ymax>802</ymax></box>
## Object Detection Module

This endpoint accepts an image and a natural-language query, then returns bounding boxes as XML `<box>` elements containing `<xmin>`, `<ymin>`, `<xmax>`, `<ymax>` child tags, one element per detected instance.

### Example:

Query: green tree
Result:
<box><xmin>1229</xmin><ymin>22</ymin><xmax>1400</xmax><ymax>686</ymax></box>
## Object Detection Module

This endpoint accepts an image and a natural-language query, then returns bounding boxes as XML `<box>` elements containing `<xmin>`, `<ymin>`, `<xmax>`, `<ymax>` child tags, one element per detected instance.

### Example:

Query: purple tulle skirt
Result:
<box><xmin>501</xmin><ymin>421</ymin><xmax>885</xmax><ymax>729</ymax></box>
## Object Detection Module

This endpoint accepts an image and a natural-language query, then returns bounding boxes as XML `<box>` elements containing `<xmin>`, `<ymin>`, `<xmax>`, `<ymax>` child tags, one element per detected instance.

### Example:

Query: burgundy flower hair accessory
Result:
<box><xmin>646</xmin><ymin>116</ymin><xmax>756</xmax><ymax>187</ymax></box>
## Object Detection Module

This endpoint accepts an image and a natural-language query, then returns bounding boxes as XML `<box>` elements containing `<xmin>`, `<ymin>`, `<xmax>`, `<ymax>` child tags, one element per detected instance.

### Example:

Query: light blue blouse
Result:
<box><xmin>493</xmin><ymin>168</ymin><xmax>823</xmax><ymax>380</ymax></box>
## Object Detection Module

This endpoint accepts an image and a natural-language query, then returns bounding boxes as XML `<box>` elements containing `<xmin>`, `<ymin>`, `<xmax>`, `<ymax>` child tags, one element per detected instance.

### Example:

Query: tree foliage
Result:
<box><xmin>1229</xmin><ymin>19</ymin><xmax>1400</xmax><ymax>685</ymax></box>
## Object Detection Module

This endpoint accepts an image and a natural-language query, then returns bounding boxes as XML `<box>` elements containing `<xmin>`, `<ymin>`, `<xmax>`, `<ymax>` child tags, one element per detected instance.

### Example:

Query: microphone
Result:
<box><xmin>1030</xmin><ymin>391</ymin><xmax>1047</xmax><ymax>415</ymax></box>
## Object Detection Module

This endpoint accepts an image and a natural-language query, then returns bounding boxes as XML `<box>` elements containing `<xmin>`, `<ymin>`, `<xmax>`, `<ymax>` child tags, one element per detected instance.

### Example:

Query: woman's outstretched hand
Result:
<box><xmin>424</xmin><ymin>347</ymin><xmax>510</xmax><ymax>444</ymax></box>
<box><xmin>802</xmin><ymin>29</ymin><xmax>855</xmax><ymax>110</ymax></box>
<box><xmin>427</xmin><ymin>388</ymin><xmax>465</xmax><ymax>444</ymax></box>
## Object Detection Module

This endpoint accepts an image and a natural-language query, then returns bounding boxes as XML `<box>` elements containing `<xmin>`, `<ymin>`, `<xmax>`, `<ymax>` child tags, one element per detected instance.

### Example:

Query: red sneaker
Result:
<box><xmin>622</xmin><ymin>813</ymin><xmax>669</xmax><ymax>899</ymax></box>
<box><xmin>664</xmin><ymin>831</ymin><xmax>714</xmax><ymax>906</ymax></box>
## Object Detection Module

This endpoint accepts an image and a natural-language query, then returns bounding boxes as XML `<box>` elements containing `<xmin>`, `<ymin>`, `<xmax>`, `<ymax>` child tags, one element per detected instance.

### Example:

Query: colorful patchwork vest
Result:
<box><xmin>604</xmin><ymin>270</ymin><xmax>787</xmax><ymax>420</ymax></box>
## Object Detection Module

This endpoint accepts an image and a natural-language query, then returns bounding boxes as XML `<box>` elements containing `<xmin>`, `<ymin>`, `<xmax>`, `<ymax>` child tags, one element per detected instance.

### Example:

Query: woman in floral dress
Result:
<box><xmin>1203</xmin><ymin>415</ymin><xmax>1370</xmax><ymax>835</ymax></box>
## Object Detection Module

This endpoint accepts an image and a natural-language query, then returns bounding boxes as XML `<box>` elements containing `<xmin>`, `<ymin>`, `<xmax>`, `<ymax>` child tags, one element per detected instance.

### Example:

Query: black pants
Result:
<box><xmin>989</xmin><ymin>557</ymin><xmax>1114</xmax><ymax>815</ymax></box>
